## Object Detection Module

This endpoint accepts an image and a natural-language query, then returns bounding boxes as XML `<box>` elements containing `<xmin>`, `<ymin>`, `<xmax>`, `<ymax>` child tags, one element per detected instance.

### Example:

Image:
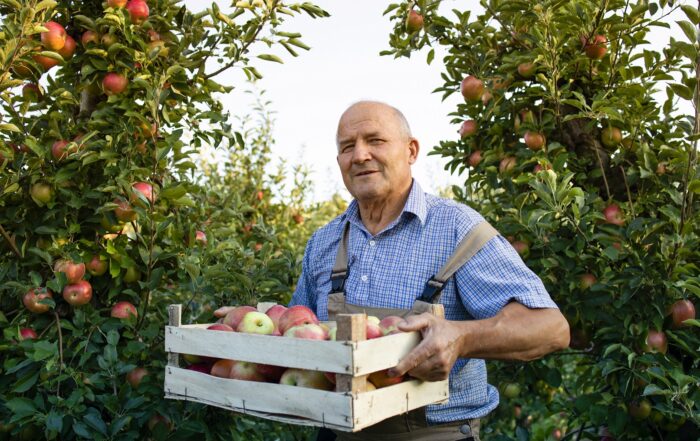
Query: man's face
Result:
<box><xmin>336</xmin><ymin>103</ymin><xmax>418</xmax><ymax>202</ymax></box>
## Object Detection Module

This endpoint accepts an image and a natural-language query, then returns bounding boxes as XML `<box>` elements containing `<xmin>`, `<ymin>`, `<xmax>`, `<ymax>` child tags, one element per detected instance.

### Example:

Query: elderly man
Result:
<box><xmin>291</xmin><ymin>101</ymin><xmax>570</xmax><ymax>441</ymax></box>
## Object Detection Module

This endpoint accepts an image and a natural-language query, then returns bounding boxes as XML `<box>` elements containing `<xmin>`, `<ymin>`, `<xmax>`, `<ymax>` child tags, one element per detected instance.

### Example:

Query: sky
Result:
<box><xmin>185</xmin><ymin>0</ymin><xmax>689</xmax><ymax>203</ymax></box>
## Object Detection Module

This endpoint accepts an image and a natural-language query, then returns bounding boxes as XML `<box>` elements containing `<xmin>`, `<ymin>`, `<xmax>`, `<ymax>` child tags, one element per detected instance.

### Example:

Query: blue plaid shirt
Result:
<box><xmin>290</xmin><ymin>180</ymin><xmax>558</xmax><ymax>423</ymax></box>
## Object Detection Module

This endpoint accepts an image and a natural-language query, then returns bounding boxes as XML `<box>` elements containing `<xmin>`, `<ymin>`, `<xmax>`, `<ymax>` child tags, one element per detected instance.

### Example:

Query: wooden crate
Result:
<box><xmin>164</xmin><ymin>304</ymin><xmax>449</xmax><ymax>432</ymax></box>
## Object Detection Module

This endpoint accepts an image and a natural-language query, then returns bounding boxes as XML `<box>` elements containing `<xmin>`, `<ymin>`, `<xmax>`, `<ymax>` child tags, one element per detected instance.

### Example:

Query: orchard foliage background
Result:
<box><xmin>386</xmin><ymin>0</ymin><xmax>700</xmax><ymax>439</ymax></box>
<box><xmin>0</xmin><ymin>0</ymin><xmax>340</xmax><ymax>439</ymax></box>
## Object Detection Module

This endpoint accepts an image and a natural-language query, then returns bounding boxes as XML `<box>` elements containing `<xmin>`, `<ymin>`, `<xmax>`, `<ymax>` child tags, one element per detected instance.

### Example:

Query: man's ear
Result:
<box><xmin>408</xmin><ymin>138</ymin><xmax>420</xmax><ymax>164</ymax></box>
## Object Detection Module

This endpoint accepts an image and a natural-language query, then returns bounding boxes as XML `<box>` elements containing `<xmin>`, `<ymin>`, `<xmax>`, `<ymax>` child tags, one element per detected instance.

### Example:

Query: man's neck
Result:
<box><xmin>357</xmin><ymin>181</ymin><xmax>412</xmax><ymax>236</ymax></box>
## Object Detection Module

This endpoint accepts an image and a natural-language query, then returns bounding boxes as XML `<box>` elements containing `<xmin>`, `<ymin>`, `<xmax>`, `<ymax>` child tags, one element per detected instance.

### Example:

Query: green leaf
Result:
<box><xmin>681</xmin><ymin>5</ymin><xmax>700</xmax><ymax>24</ymax></box>
<box><xmin>0</xmin><ymin>123</ymin><xmax>20</xmax><ymax>132</ymax></box>
<box><xmin>13</xmin><ymin>370</ymin><xmax>39</xmax><ymax>393</ymax></box>
<box><xmin>45</xmin><ymin>410</ymin><xmax>64</xmax><ymax>433</ymax></box>
<box><xmin>5</xmin><ymin>397</ymin><xmax>38</xmax><ymax>418</ymax></box>
<box><xmin>84</xmin><ymin>408</ymin><xmax>108</xmax><ymax>436</ymax></box>
<box><xmin>676</xmin><ymin>20</ymin><xmax>697</xmax><ymax>43</ymax></box>
<box><xmin>257</xmin><ymin>54</ymin><xmax>284</xmax><ymax>63</ymax></box>
<box><xmin>35</xmin><ymin>0</ymin><xmax>57</xmax><ymax>11</ymax></box>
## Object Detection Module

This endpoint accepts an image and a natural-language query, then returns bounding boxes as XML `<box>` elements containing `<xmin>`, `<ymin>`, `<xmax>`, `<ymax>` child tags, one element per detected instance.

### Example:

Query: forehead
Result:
<box><xmin>337</xmin><ymin>104</ymin><xmax>402</xmax><ymax>142</ymax></box>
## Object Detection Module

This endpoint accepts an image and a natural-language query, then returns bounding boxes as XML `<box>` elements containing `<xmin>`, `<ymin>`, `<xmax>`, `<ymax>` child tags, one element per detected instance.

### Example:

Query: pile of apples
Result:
<box><xmin>183</xmin><ymin>305</ymin><xmax>409</xmax><ymax>390</ymax></box>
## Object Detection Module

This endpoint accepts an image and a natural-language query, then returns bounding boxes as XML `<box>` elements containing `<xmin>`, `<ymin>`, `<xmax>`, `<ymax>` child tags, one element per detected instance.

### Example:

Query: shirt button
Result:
<box><xmin>369</xmin><ymin>240</ymin><xmax>376</xmax><ymax>246</ymax></box>
<box><xmin>361</xmin><ymin>275</ymin><xmax>368</xmax><ymax>282</ymax></box>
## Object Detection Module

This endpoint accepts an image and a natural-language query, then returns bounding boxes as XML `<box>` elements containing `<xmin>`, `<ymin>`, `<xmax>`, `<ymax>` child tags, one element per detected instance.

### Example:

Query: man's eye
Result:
<box><xmin>369</xmin><ymin>138</ymin><xmax>383</xmax><ymax>144</ymax></box>
<box><xmin>341</xmin><ymin>145</ymin><xmax>354</xmax><ymax>152</ymax></box>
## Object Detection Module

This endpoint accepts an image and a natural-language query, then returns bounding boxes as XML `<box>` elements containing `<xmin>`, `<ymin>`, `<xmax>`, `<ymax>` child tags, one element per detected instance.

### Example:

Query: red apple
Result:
<box><xmin>265</xmin><ymin>304</ymin><xmax>287</xmax><ymax>331</ymax></box>
<box><xmin>81</xmin><ymin>31</ymin><xmax>100</xmax><ymax>47</ymax></box>
<box><xmin>643</xmin><ymin>330</ymin><xmax>667</xmax><ymax>354</ymax></box>
<box><xmin>461</xmin><ymin>75</ymin><xmax>484</xmax><ymax>101</ymax></box>
<box><xmin>601</xmin><ymin>126</ymin><xmax>622</xmax><ymax>149</ymax></box>
<box><xmin>405</xmin><ymin>10</ymin><xmax>424</xmax><ymax>33</ymax></box>
<box><xmin>130</xmin><ymin>181</ymin><xmax>155</xmax><ymax>206</ymax></box>
<box><xmin>194</xmin><ymin>230</ymin><xmax>207</xmax><ymax>245</ymax></box>
<box><xmin>62</xmin><ymin>280</ymin><xmax>93</xmax><ymax>306</ymax></box>
<box><xmin>126</xmin><ymin>0</ymin><xmax>150</xmax><ymax>24</ymax></box>
<box><xmin>210</xmin><ymin>359</ymin><xmax>235</xmax><ymax>378</ymax></box>
<box><xmin>126</xmin><ymin>367</ymin><xmax>148</xmax><ymax>387</ymax></box>
<box><xmin>517</xmin><ymin>62</ymin><xmax>536</xmax><ymax>78</ymax></box>
<box><xmin>579</xmin><ymin>273</ymin><xmax>597</xmax><ymax>289</ymax></box>
<box><xmin>324</xmin><ymin>371</ymin><xmax>336</xmax><ymax>385</ymax></box>
<box><xmin>54</xmin><ymin>259</ymin><xmax>86</xmax><ymax>284</ymax></box>
<box><xmin>111</xmin><ymin>301</ymin><xmax>137</xmax><ymax>319</ymax></box>
<box><xmin>222</xmin><ymin>305</ymin><xmax>257</xmax><ymax>330</ymax></box>
<box><xmin>366</xmin><ymin>321</ymin><xmax>383</xmax><ymax>340</ymax></box>
<box><xmin>114</xmin><ymin>198</ymin><xmax>136</xmax><ymax>222</ymax></box>
<box><xmin>41</xmin><ymin>21</ymin><xmax>67</xmax><ymax>51</ymax></box>
<box><xmin>583</xmin><ymin>34</ymin><xmax>607</xmax><ymax>59</ymax></box>
<box><xmin>23</xmin><ymin>287</ymin><xmax>53</xmax><ymax>314</ymax></box>
<box><xmin>283</xmin><ymin>323</ymin><xmax>327</xmax><ymax>340</ymax></box>
<box><xmin>256</xmin><ymin>364</ymin><xmax>286</xmax><ymax>382</ymax></box>
<box><xmin>22</xmin><ymin>83</ymin><xmax>41</xmax><ymax>101</ymax></box>
<box><xmin>51</xmin><ymin>140</ymin><xmax>72</xmax><ymax>161</ymax></box>
<box><xmin>57</xmin><ymin>35</ymin><xmax>76</xmax><ymax>60</ymax></box>
<box><xmin>379</xmin><ymin>316</ymin><xmax>404</xmax><ymax>335</ymax></box>
<box><xmin>86</xmin><ymin>255</ymin><xmax>108</xmax><ymax>276</ymax></box>
<box><xmin>237</xmin><ymin>311</ymin><xmax>275</xmax><ymax>335</ymax></box>
<box><xmin>511</xmin><ymin>240</ymin><xmax>529</xmax><ymax>256</ymax></box>
<box><xmin>107</xmin><ymin>0</ymin><xmax>128</xmax><ymax>7</ymax></box>
<box><xmin>279</xmin><ymin>368</ymin><xmax>333</xmax><ymax>390</ymax></box>
<box><xmin>499</xmin><ymin>156</ymin><xmax>516</xmax><ymax>174</ymax></box>
<box><xmin>278</xmin><ymin>305</ymin><xmax>319</xmax><ymax>334</ymax></box>
<box><xmin>186</xmin><ymin>363</ymin><xmax>212</xmax><ymax>374</ymax></box>
<box><xmin>533</xmin><ymin>163</ymin><xmax>552</xmax><ymax>173</ymax></box>
<box><xmin>368</xmin><ymin>369</ymin><xmax>405</xmax><ymax>388</ymax></box>
<box><xmin>669</xmin><ymin>300</ymin><xmax>695</xmax><ymax>328</ymax></box>
<box><xmin>229</xmin><ymin>360</ymin><xmax>266</xmax><ymax>382</ymax></box>
<box><xmin>603</xmin><ymin>203</ymin><xmax>624</xmax><ymax>226</ymax></box>
<box><xmin>207</xmin><ymin>323</ymin><xmax>235</xmax><ymax>332</ymax></box>
<box><xmin>459</xmin><ymin>120</ymin><xmax>477</xmax><ymax>138</ymax></box>
<box><xmin>468</xmin><ymin>150</ymin><xmax>482</xmax><ymax>168</ymax></box>
<box><xmin>32</xmin><ymin>53</ymin><xmax>60</xmax><ymax>70</ymax></box>
<box><xmin>101</xmin><ymin>33</ymin><xmax>118</xmax><ymax>48</ymax></box>
<box><xmin>147</xmin><ymin>414</ymin><xmax>172</xmax><ymax>433</ymax></box>
<box><xmin>20</xmin><ymin>328</ymin><xmax>38</xmax><ymax>340</ymax></box>
<box><xmin>524</xmin><ymin>131</ymin><xmax>546</xmax><ymax>150</ymax></box>
<box><xmin>103</xmin><ymin>72</ymin><xmax>128</xmax><ymax>95</ymax></box>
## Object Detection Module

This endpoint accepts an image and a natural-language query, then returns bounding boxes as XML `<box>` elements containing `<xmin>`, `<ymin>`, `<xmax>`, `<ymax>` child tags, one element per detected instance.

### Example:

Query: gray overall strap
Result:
<box><xmin>330</xmin><ymin>222</ymin><xmax>351</xmax><ymax>293</ymax></box>
<box><xmin>419</xmin><ymin>221</ymin><xmax>500</xmax><ymax>303</ymax></box>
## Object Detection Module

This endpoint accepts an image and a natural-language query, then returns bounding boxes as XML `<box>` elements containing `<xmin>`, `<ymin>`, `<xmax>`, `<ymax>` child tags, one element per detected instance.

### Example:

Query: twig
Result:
<box><xmin>54</xmin><ymin>312</ymin><xmax>64</xmax><ymax>397</ymax></box>
<box><xmin>594</xmin><ymin>144</ymin><xmax>611</xmax><ymax>200</ymax></box>
<box><xmin>0</xmin><ymin>223</ymin><xmax>21</xmax><ymax>257</ymax></box>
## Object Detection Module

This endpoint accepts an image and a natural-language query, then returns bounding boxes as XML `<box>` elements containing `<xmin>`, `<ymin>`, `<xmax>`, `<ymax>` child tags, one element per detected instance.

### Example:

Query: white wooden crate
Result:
<box><xmin>164</xmin><ymin>304</ymin><xmax>449</xmax><ymax>432</ymax></box>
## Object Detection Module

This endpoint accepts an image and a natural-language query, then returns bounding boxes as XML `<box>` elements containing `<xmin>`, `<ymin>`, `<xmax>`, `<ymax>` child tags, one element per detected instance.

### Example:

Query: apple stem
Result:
<box><xmin>0</xmin><ymin>223</ymin><xmax>21</xmax><ymax>257</ymax></box>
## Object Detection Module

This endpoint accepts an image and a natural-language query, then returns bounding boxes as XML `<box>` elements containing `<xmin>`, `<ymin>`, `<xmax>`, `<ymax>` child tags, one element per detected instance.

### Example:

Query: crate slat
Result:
<box><xmin>352</xmin><ymin>331</ymin><xmax>421</xmax><ymax>376</ymax></box>
<box><xmin>165</xmin><ymin>366</ymin><xmax>353</xmax><ymax>430</ymax></box>
<box><xmin>165</xmin><ymin>326</ymin><xmax>354</xmax><ymax>373</ymax></box>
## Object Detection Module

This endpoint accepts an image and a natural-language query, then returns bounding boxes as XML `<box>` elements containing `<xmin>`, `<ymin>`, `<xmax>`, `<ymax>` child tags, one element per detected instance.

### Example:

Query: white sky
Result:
<box><xmin>186</xmin><ymin>0</ymin><xmax>689</xmax><ymax>203</ymax></box>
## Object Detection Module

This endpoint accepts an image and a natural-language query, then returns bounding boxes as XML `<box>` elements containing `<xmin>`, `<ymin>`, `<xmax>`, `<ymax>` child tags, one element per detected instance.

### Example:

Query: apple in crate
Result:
<box><xmin>207</xmin><ymin>323</ymin><xmax>234</xmax><ymax>332</ymax></box>
<box><xmin>280</xmin><ymin>368</ymin><xmax>333</xmax><ymax>390</ymax></box>
<box><xmin>379</xmin><ymin>316</ymin><xmax>405</xmax><ymax>335</ymax></box>
<box><xmin>265</xmin><ymin>304</ymin><xmax>287</xmax><ymax>331</ymax></box>
<box><xmin>210</xmin><ymin>359</ymin><xmax>235</xmax><ymax>378</ymax></box>
<box><xmin>278</xmin><ymin>305</ymin><xmax>319</xmax><ymax>334</ymax></box>
<box><xmin>237</xmin><ymin>311</ymin><xmax>275</xmax><ymax>335</ymax></box>
<box><xmin>186</xmin><ymin>363</ymin><xmax>212</xmax><ymax>374</ymax></box>
<box><xmin>369</xmin><ymin>369</ymin><xmax>405</xmax><ymax>388</ymax></box>
<box><xmin>257</xmin><ymin>364</ymin><xmax>286</xmax><ymax>383</ymax></box>
<box><xmin>284</xmin><ymin>323</ymin><xmax>327</xmax><ymax>340</ymax></box>
<box><xmin>366</xmin><ymin>316</ymin><xmax>383</xmax><ymax>339</ymax></box>
<box><xmin>222</xmin><ymin>305</ymin><xmax>256</xmax><ymax>329</ymax></box>
<box><xmin>229</xmin><ymin>360</ymin><xmax>265</xmax><ymax>382</ymax></box>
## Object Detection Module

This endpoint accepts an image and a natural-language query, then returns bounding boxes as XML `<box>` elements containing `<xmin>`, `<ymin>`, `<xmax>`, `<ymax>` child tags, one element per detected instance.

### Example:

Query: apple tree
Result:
<box><xmin>0</xmin><ymin>0</ymin><xmax>331</xmax><ymax>439</ymax></box>
<box><xmin>385</xmin><ymin>0</ymin><xmax>699</xmax><ymax>439</ymax></box>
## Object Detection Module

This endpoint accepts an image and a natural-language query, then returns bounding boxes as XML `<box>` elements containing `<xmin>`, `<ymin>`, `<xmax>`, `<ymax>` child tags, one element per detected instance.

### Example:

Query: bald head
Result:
<box><xmin>336</xmin><ymin>101</ymin><xmax>413</xmax><ymax>148</ymax></box>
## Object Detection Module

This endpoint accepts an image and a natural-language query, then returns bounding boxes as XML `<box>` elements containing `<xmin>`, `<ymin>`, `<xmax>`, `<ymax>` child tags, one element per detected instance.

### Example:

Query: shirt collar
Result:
<box><xmin>341</xmin><ymin>179</ymin><xmax>427</xmax><ymax>229</ymax></box>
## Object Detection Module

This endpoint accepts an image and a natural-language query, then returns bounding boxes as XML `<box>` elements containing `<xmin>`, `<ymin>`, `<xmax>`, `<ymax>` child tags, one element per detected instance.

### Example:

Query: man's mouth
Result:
<box><xmin>355</xmin><ymin>170</ymin><xmax>378</xmax><ymax>177</ymax></box>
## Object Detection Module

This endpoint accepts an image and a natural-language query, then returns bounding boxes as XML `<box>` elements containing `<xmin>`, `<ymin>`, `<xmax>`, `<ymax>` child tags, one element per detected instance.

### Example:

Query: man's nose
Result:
<box><xmin>351</xmin><ymin>141</ymin><xmax>372</xmax><ymax>163</ymax></box>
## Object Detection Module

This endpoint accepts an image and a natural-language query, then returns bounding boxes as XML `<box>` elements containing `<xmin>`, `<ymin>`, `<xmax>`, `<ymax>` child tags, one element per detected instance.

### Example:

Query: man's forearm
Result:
<box><xmin>457</xmin><ymin>302</ymin><xmax>570</xmax><ymax>361</ymax></box>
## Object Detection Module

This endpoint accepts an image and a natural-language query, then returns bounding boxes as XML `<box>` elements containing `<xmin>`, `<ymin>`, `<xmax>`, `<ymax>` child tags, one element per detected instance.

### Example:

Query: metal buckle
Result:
<box><xmin>419</xmin><ymin>276</ymin><xmax>444</xmax><ymax>303</ymax></box>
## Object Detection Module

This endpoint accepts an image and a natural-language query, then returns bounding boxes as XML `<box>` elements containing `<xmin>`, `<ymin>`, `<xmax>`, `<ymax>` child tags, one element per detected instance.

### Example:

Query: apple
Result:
<box><xmin>499</xmin><ymin>156</ymin><xmax>516</xmax><ymax>174</ymax></box>
<box><xmin>107</xmin><ymin>0</ymin><xmax>127</xmax><ymax>7</ymax></box>
<box><xmin>126</xmin><ymin>367</ymin><xmax>148</xmax><ymax>388</ymax></box>
<box><xmin>583</xmin><ymin>34</ymin><xmax>607</xmax><ymax>59</ymax></box>
<box><xmin>283</xmin><ymin>323</ymin><xmax>327</xmax><ymax>340</ymax></box>
<box><xmin>628</xmin><ymin>399</ymin><xmax>652</xmax><ymax>420</ymax></box>
<box><xmin>265</xmin><ymin>304</ymin><xmax>287</xmax><ymax>330</ymax></box>
<box><xmin>207</xmin><ymin>323</ymin><xmax>234</xmax><ymax>331</ymax></box>
<box><xmin>481</xmin><ymin>89</ymin><xmax>493</xmax><ymax>105</ymax></box>
<box><xmin>511</xmin><ymin>240</ymin><xmax>529</xmax><ymax>256</ymax></box>
<box><xmin>533</xmin><ymin>163</ymin><xmax>552</xmax><ymax>173</ymax></box>
<box><xmin>368</xmin><ymin>369</ymin><xmax>404</xmax><ymax>388</ymax></box>
<box><xmin>222</xmin><ymin>305</ymin><xmax>257</xmax><ymax>330</ymax></box>
<box><xmin>656</xmin><ymin>162</ymin><xmax>667</xmax><ymax>175</ymax></box>
<box><xmin>256</xmin><ymin>364</ymin><xmax>286</xmax><ymax>383</ymax></box>
<box><xmin>237</xmin><ymin>311</ymin><xmax>275</xmax><ymax>334</ymax></box>
<box><xmin>147</xmin><ymin>414</ymin><xmax>172</xmax><ymax>433</ymax></box>
<box><xmin>22</xmin><ymin>83</ymin><xmax>41</xmax><ymax>101</ymax></box>
<box><xmin>32</xmin><ymin>53</ymin><xmax>60</xmax><ymax>70</ymax></box>
<box><xmin>114</xmin><ymin>199</ymin><xmax>136</xmax><ymax>222</ymax></box>
<box><xmin>278</xmin><ymin>305</ymin><xmax>319</xmax><ymax>334</ymax></box>
<box><xmin>379</xmin><ymin>316</ymin><xmax>404</xmax><ymax>335</ymax></box>
<box><xmin>579</xmin><ymin>273</ymin><xmax>597</xmax><ymax>289</ymax></box>
<box><xmin>229</xmin><ymin>360</ymin><xmax>266</xmax><ymax>382</ymax></box>
<box><xmin>603</xmin><ymin>203</ymin><xmax>624</xmax><ymax>226</ymax></box>
<box><xmin>292</xmin><ymin>213</ymin><xmax>304</xmax><ymax>224</ymax></box>
<box><xmin>81</xmin><ymin>31</ymin><xmax>100</xmax><ymax>47</ymax></box>
<box><xmin>279</xmin><ymin>368</ymin><xmax>333</xmax><ymax>390</ymax></box>
<box><xmin>461</xmin><ymin>75</ymin><xmax>484</xmax><ymax>101</ymax></box>
<box><xmin>147</xmin><ymin>40</ymin><xmax>169</xmax><ymax>57</ymax></box>
<box><xmin>669</xmin><ymin>299</ymin><xmax>695</xmax><ymax>328</ymax></box>
<box><xmin>41</xmin><ymin>21</ymin><xmax>67</xmax><ymax>51</ymax></box>
<box><xmin>524</xmin><ymin>131</ymin><xmax>545</xmax><ymax>150</ymax></box>
<box><xmin>459</xmin><ymin>120</ymin><xmax>477</xmax><ymax>138</ymax></box>
<box><xmin>552</xmin><ymin>428</ymin><xmax>563</xmax><ymax>440</ymax></box>
<box><xmin>601</xmin><ymin>126</ymin><xmax>622</xmax><ymax>149</ymax></box>
<box><xmin>210</xmin><ymin>359</ymin><xmax>235</xmax><ymax>378</ymax></box>
<box><xmin>20</xmin><ymin>328</ymin><xmax>38</xmax><ymax>340</ymax></box>
<box><xmin>62</xmin><ymin>280</ymin><xmax>93</xmax><ymax>306</ymax></box>
<box><xmin>111</xmin><ymin>301</ymin><xmax>137</xmax><ymax>319</ymax></box>
<box><xmin>57</xmin><ymin>35</ymin><xmax>76</xmax><ymax>60</ymax></box>
<box><xmin>186</xmin><ymin>363</ymin><xmax>212</xmax><ymax>374</ymax></box>
<box><xmin>318</xmin><ymin>323</ymin><xmax>331</xmax><ymax>339</ymax></box>
<box><xmin>502</xmin><ymin>382</ymin><xmax>521</xmax><ymax>398</ymax></box>
<box><xmin>54</xmin><ymin>259</ymin><xmax>86</xmax><ymax>284</ymax></box>
<box><xmin>182</xmin><ymin>353</ymin><xmax>204</xmax><ymax>364</ymax></box>
<box><xmin>23</xmin><ymin>287</ymin><xmax>53</xmax><ymax>314</ymax></box>
<box><xmin>51</xmin><ymin>140</ymin><xmax>72</xmax><ymax>161</ymax></box>
<box><xmin>328</xmin><ymin>326</ymin><xmax>337</xmax><ymax>341</ymax></box>
<box><xmin>643</xmin><ymin>330</ymin><xmax>667</xmax><ymax>354</ymax></box>
<box><xmin>101</xmin><ymin>33</ymin><xmax>118</xmax><ymax>48</ymax></box>
<box><xmin>131</xmin><ymin>181</ymin><xmax>155</xmax><ymax>206</ymax></box>
<box><xmin>405</xmin><ymin>10</ymin><xmax>424</xmax><ymax>33</ymax></box>
<box><xmin>103</xmin><ymin>72</ymin><xmax>128</xmax><ymax>95</ymax></box>
<box><xmin>86</xmin><ymin>255</ymin><xmax>108</xmax><ymax>276</ymax></box>
<box><xmin>324</xmin><ymin>371</ymin><xmax>336</xmax><ymax>385</ymax></box>
<box><xmin>126</xmin><ymin>0</ymin><xmax>150</xmax><ymax>24</ymax></box>
<box><xmin>517</xmin><ymin>62</ymin><xmax>536</xmax><ymax>78</ymax></box>
<box><xmin>468</xmin><ymin>150</ymin><xmax>482</xmax><ymax>168</ymax></box>
<box><xmin>366</xmin><ymin>321</ymin><xmax>383</xmax><ymax>339</ymax></box>
<box><xmin>194</xmin><ymin>230</ymin><xmax>207</xmax><ymax>245</ymax></box>
<box><xmin>367</xmin><ymin>316</ymin><xmax>380</xmax><ymax>326</ymax></box>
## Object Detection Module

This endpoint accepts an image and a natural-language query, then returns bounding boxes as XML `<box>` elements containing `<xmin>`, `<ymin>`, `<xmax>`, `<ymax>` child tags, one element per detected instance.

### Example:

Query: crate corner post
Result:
<box><xmin>167</xmin><ymin>304</ymin><xmax>182</xmax><ymax>367</ymax></box>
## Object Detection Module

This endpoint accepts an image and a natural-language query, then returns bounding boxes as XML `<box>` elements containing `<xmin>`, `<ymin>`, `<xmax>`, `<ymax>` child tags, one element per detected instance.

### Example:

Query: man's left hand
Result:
<box><xmin>387</xmin><ymin>313</ymin><xmax>466</xmax><ymax>382</ymax></box>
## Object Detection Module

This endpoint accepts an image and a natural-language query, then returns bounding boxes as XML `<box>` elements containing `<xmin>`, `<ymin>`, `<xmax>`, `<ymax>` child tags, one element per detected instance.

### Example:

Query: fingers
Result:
<box><xmin>397</xmin><ymin>313</ymin><xmax>433</xmax><ymax>332</ymax></box>
<box><xmin>213</xmin><ymin>306</ymin><xmax>236</xmax><ymax>318</ymax></box>
<box><xmin>388</xmin><ymin>339</ymin><xmax>433</xmax><ymax>378</ymax></box>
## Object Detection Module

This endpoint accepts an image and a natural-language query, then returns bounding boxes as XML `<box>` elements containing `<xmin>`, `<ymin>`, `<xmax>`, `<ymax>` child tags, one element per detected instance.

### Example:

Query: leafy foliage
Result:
<box><xmin>385</xmin><ymin>0</ymin><xmax>699</xmax><ymax>439</ymax></box>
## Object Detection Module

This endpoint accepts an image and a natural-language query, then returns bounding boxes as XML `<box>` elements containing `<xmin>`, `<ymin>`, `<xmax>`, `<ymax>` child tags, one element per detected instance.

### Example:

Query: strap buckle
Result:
<box><xmin>330</xmin><ymin>270</ymin><xmax>347</xmax><ymax>293</ymax></box>
<box><xmin>419</xmin><ymin>276</ymin><xmax>445</xmax><ymax>303</ymax></box>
